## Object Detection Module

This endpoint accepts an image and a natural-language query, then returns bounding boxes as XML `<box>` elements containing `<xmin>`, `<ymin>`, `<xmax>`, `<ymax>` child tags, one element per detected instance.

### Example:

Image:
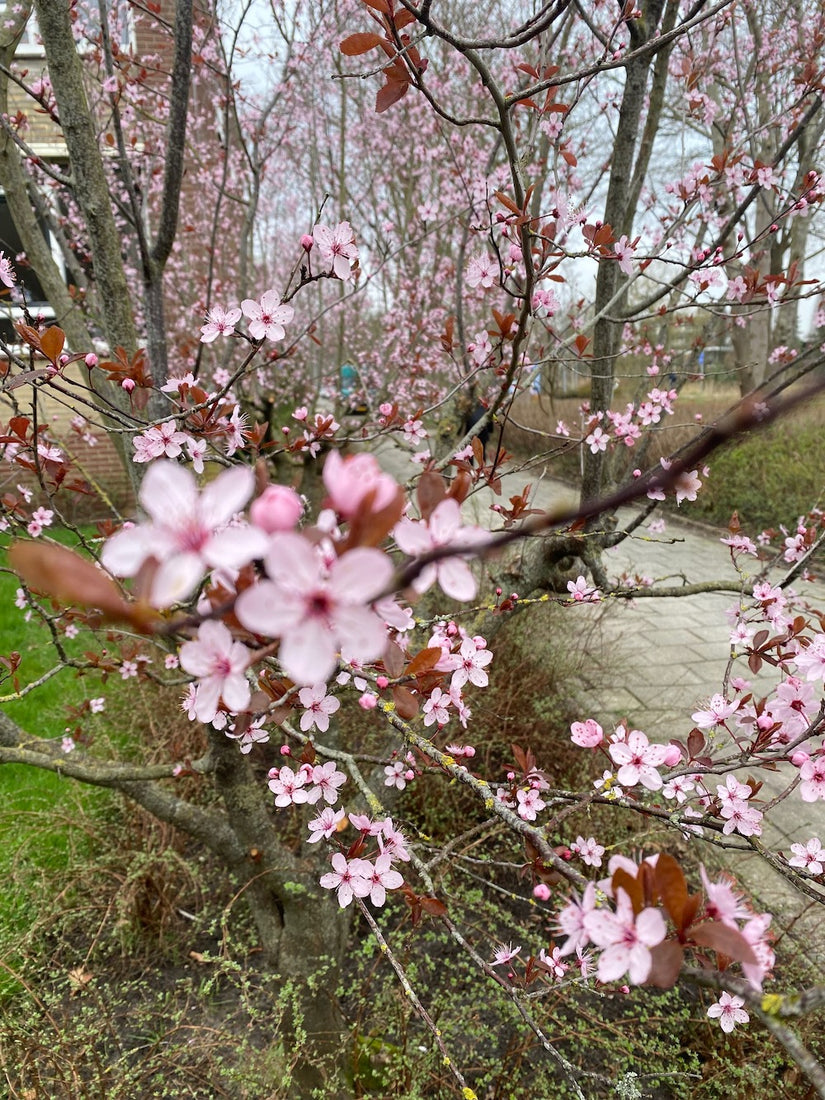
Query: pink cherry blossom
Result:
<box><xmin>788</xmin><ymin>837</ymin><xmax>825</xmax><ymax>875</ymax></box>
<box><xmin>707</xmin><ymin>992</ymin><xmax>749</xmax><ymax>1033</ymax></box>
<box><xmin>0</xmin><ymin>250</ymin><xmax>16</xmax><ymax>287</ymax></box>
<box><xmin>583</xmin><ymin>888</ymin><xmax>666</xmax><ymax>984</ymax></box>
<box><xmin>179</xmin><ymin>620</ymin><xmax>251</xmax><ymax>723</ymax></box>
<box><xmin>250</xmin><ymin>484</ymin><xmax>303</xmax><ymax>532</ymax></box>
<box><xmin>799</xmin><ymin>755</ymin><xmax>825</xmax><ymax>802</ymax></box>
<box><xmin>516</xmin><ymin>787</ymin><xmax>546</xmax><ymax>821</ymax></box>
<box><xmin>268</xmin><ymin>765</ymin><xmax>310</xmax><ymax>808</ymax></box>
<box><xmin>567</xmin><ymin>576</ymin><xmax>601</xmax><ymax>602</ymax></box>
<box><xmin>447</xmin><ymin>636</ymin><xmax>493</xmax><ymax>690</ymax></box>
<box><xmin>319</xmin><ymin>852</ymin><xmax>372</xmax><ymax>908</ymax></box>
<box><xmin>101</xmin><ymin>460</ymin><xmax>268</xmax><ymax>607</ymax></box>
<box><xmin>300</xmin><ymin>761</ymin><xmax>345</xmax><ymax>805</ymax></box>
<box><xmin>200</xmin><ymin>304</ymin><xmax>242</xmax><ymax>342</ymax></box>
<box><xmin>700</xmin><ymin>867</ymin><xmax>751</xmax><ymax>928</ymax></box>
<box><xmin>609</xmin><ymin>729</ymin><xmax>669</xmax><ymax>790</ymax></box>
<box><xmin>241</xmin><ymin>290</ymin><xmax>294</xmax><ymax>341</ymax></box>
<box><xmin>298</xmin><ymin>684</ymin><xmax>340</xmax><ymax>733</ymax></box>
<box><xmin>492</xmin><ymin>942</ymin><xmax>521</xmax><ymax>966</ymax></box>
<box><xmin>570</xmin><ymin>719</ymin><xmax>604</xmax><ymax>748</ymax></box>
<box><xmin>556</xmin><ymin>882</ymin><xmax>598</xmax><ymax>956</ymax></box>
<box><xmin>234</xmin><ymin>533</ymin><xmax>394</xmax><ymax>685</ymax></box>
<box><xmin>322</xmin><ymin>450</ymin><xmax>399</xmax><ymax>519</ymax></box>
<box><xmin>313</xmin><ymin>221</ymin><xmax>358</xmax><ymax>281</ymax></box>
<box><xmin>394</xmin><ymin>498</ymin><xmax>483</xmax><ymax>601</ymax></box>
<box><xmin>362</xmin><ymin>853</ymin><xmax>404</xmax><ymax>906</ymax></box>
<box><xmin>307</xmin><ymin>806</ymin><xmax>345</xmax><ymax>843</ymax></box>
<box><xmin>466</xmin><ymin>252</ymin><xmax>498</xmax><ymax>289</ymax></box>
<box><xmin>692</xmin><ymin>694</ymin><xmax>740</xmax><ymax>729</ymax></box>
<box><xmin>571</xmin><ymin>835</ymin><xmax>605</xmax><ymax>868</ymax></box>
<box><xmin>378</xmin><ymin>818</ymin><xmax>411</xmax><ymax>862</ymax></box>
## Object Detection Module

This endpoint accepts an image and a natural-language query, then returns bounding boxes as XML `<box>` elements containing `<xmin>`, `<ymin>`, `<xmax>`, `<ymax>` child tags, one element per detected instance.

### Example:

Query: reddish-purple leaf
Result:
<box><xmin>690</xmin><ymin>921</ymin><xmax>757</xmax><ymax>964</ymax></box>
<box><xmin>340</xmin><ymin>32</ymin><xmax>385</xmax><ymax>55</ymax></box>
<box><xmin>646</xmin><ymin>940</ymin><xmax>684</xmax><ymax>988</ymax></box>
<box><xmin>375</xmin><ymin>77</ymin><xmax>409</xmax><ymax>113</ymax></box>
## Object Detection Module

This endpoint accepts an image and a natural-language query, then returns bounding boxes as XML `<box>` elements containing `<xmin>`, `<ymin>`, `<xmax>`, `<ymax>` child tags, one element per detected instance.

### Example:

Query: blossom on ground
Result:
<box><xmin>101</xmin><ymin>460</ymin><xmax>267</xmax><ymax>608</ymax></box>
<box><xmin>707</xmin><ymin>992</ymin><xmax>749</xmax><ymax>1033</ymax></box>
<box><xmin>234</xmin><ymin>533</ymin><xmax>394</xmax><ymax>685</ymax></box>
<box><xmin>179</xmin><ymin>620</ymin><xmax>251</xmax><ymax>723</ymax></box>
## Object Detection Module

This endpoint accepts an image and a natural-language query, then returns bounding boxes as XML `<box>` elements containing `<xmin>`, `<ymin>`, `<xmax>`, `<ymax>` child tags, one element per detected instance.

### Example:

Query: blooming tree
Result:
<box><xmin>1</xmin><ymin>0</ymin><xmax>825</xmax><ymax>1096</ymax></box>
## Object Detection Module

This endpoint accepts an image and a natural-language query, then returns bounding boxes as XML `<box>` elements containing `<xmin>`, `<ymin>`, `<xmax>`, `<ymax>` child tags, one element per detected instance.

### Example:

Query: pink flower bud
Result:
<box><xmin>84</xmin><ymin>353</ymin><xmax>98</xmax><ymax>367</ymax></box>
<box><xmin>121</xmin><ymin>378</ymin><xmax>135</xmax><ymax>393</ymax></box>
<box><xmin>250</xmin><ymin>484</ymin><xmax>303</xmax><ymax>533</ymax></box>
<box><xmin>379</xmin><ymin>402</ymin><xmax>393</xmax><ymax>416</ymax></box>
<box><xmin>662</xmin><ymin>744</ymin><xmax>682</xmax><ymax>767</ymax></box>
<box><xmin>533</xmin><ymin>883</ymin><xmax>551</xmax><ymax>901</ymax></box>
<box><xmin>464</xmin><ymin>746</ymin><xmax>475</xmax><ymax>758</ymax></box>
<box><xmin>300</xmin><ymin>233</ymin><xmax>314</xmax><ymax>251</ymax></box>
<box><xmin>279</xmin><ymin>745</ymin><xmax>291</xmax><ymax>756</ymax></box>
<box><xmin>791</xmin><ymin>751</ymin><xmax>810</xmax><ymax>767</ymax></box>
<box><xmin>632</xmin><ymin>468</ymin><xmax>641</xmax><ymax>478</ymax></box>
<box><xmin>376</xmin><ymin>675</ymin><xmax>389</xmax><ymax>689</ymax></box>
<box><xmin>59</xmin><ymin>354</ymin><xmax>69</xmax><ymax>366</ymax></box>
<box><xmin>404</xmin><ymin>769</ymin><xmax>415</xmax><ymax>781</ymax></box>
<box><xmin>359</xmin><ymin>692</ymin><xmax>378</xmax><ymax>710</ymax></box>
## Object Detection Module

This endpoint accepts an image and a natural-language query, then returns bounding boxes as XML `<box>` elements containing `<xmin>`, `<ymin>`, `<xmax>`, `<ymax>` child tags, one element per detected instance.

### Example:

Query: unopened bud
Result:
<box><xmin>85</xmin><ymin>353</ymin><xmax>98</xmax><ymax>367</ymax></box>
<box><xmin>300</xmin><ymin>233</ymin><xmax>314</xmax><ymax>252</ymax></box>
<box><xmin>121</xmin><ymin>378</ymin><xmax>135</xmax><ymax>393</ymax></box>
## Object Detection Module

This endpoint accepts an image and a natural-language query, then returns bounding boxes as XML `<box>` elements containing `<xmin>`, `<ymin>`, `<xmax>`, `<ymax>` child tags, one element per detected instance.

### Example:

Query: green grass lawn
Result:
<box><xmin>0</xmin><ymin>527</ymin><xmax>119</xmax><ymax>995</ymax></box>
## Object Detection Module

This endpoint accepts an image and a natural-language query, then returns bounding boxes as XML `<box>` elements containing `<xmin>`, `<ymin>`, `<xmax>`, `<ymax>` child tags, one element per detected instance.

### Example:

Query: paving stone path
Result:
<box><xmin>375</xmin><ymin>442</ymin><xmax>825</xmax><ymax>949</ymax></box>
